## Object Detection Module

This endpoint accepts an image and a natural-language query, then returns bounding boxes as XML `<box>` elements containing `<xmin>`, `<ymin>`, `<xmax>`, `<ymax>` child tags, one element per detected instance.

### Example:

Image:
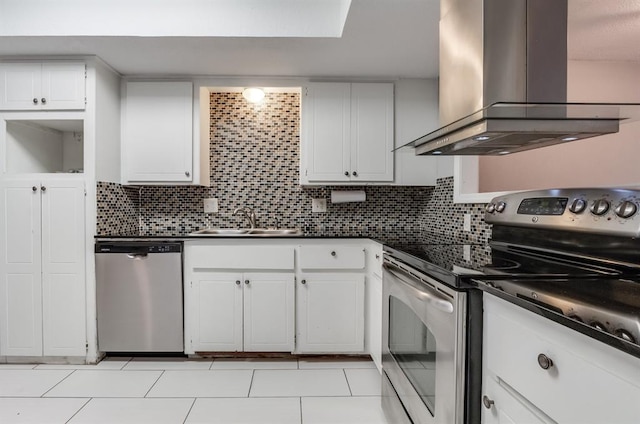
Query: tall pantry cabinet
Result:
<box><xmin>0</xmin><ymin>58</ymin><xmax>120</xmax><ymax>361</ymax></box>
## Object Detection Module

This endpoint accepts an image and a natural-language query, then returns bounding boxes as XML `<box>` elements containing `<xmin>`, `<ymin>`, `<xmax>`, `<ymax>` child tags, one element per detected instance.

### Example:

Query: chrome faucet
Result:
<box><xmin>233</xmin><ymin>207</ymin><xmax>257</xmax><ymax>229</ymax></box>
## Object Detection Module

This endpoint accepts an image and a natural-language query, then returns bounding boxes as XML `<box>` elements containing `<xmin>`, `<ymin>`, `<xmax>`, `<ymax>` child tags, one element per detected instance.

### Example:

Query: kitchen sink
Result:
<box><xmin>189</xmin><ymin>228</ymin><xmax>302</xmax><ymax>237</ymax></box>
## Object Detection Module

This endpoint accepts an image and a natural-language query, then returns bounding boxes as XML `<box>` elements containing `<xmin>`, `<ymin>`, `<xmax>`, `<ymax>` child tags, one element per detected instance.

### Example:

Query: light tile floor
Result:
<box><xmin>0</xmin><ymin>357</ymin><xmax>389</xmax><ymax>424</ymax></box>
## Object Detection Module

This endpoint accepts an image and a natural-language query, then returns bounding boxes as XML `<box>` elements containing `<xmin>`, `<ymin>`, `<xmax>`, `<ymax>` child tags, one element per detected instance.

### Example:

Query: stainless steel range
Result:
<box><xmin>382</xmin><ymin>188</ymin><xmax>640</xmax><ymax>424</ymax></box>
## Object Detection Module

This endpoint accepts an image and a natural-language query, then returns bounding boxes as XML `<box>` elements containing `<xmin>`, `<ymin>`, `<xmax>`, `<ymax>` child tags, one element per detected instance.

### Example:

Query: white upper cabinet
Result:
<box><xmin>122</xmin><ymin>81</ymin><xmax>194</xmax><ymax>184</ymax></box>
<box><xmin>0</xmin><ymin>62</ymin><xmax>86</xmax><ymax>110</ymax></box>
<box><xmin>301</xmin><ymin>82</ymin><xmax>394</xmax><ymax>184</ymax></box>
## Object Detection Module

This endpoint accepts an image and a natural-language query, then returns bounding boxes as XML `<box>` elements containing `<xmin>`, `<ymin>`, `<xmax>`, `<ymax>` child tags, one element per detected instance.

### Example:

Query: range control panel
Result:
<box><xmin>485</xmin><ymin>189</ymin><xmax>640</xmax><ymax>237</ymax></box>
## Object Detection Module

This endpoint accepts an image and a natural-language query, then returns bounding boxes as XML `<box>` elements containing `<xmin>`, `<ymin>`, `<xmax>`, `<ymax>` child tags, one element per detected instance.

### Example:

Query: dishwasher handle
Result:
<box><xmin>126</xmin><ymin>252</ymin><xmax>149</xmax><ymax>259</ymax></box>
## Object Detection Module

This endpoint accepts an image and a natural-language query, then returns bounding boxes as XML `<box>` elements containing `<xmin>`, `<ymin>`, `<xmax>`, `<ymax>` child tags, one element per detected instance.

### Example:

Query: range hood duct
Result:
<box><xmin>409</xmin><ymin>0</ymin><xmax>636</xmax><ymax>156</ymax></box>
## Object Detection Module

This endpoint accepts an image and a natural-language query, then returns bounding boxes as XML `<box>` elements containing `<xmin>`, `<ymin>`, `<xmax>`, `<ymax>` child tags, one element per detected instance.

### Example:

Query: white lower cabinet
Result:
<box><xmin>296</xmin><ymin>273</ymin><xmax>365</xmax><ymax>353</ymax></box>
<box><xmin>0</xmin><ymin>179</ymin><xmax>85</xmax><ymax>357</ymax></box>
<box><xmin>189</xmin><ymin>271</ymin><xmax>294</xmax><ymax>353</ymax></box>
<box><xmin>482</xmin><ymin>293</ymin><xmax>640</xmax><ymax>424</ymax></box>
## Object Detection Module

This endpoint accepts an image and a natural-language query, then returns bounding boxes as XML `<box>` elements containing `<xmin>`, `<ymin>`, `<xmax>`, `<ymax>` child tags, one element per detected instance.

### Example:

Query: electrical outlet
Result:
<box><xmin>463</xmin><ymin>214</ymin><xmax>471</xmax><ymax>232</ymax></box>
<box><xmin>204</xmin><ymin>198</ymin><xmax>219</xmax><ymax>213</ymax></box>
<box><xmin>463</xmin><ymin>245</ymin><xmax>471</xmax><ymax>261</ymax></box>
<box><xmin>312</xmin><ymin>198</ymin><xmax>327</xmax><ymax>213</ymax></box>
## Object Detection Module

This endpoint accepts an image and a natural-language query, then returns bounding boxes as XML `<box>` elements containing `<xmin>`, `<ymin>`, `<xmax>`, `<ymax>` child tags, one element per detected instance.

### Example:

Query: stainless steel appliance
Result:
<box><xmin>382</xmin><ymin>256</ymin><xmax>467</xmax><ymax>424</ymax></box>
<box><xmin>95</xmin><ymin>241</ymin><xmax>184</xmax><ymax>352</ymax></box>
<box><xmin>402</xmin><ymin>0</ymin><xmax>640</xmax><ymax>156</ymax></box>
<box><xmin>382</xmin><ymin>188</ymin><xmax>640</xmax><ymax>424</ymax></box>
<box><xmin>476</xmin><ymin>188</ymin><xmax>640</xmax><ymax>358</ymax></box>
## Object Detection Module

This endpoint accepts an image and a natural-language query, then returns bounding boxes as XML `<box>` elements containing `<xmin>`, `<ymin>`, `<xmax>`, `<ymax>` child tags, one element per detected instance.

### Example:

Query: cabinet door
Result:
<box><xmin>41</xmin><ymin>180</ymin><xmax>86</xmax><ymax>356</ymax></box>
<box><xmin>350</xmin><ymin>83</ymin><xmax>394</xmax><ymax>181</ymax></box>
<box><xmin>0</xmin><ymin>180</ymin><xmax>43</xmax><ymax>356</ymax></box>
<box><xmin>0</xmin><ymin>63</ymin><xmax>42</xmax><ymax>110</ymax></box>
<box><xmin>243</xmin><ymin>273</ymin><xmax>294</xmax><ymax>352</ymax></box>
<box><xmin>482</xmin><ymin>377</ymin><xmax>549</xmax><ymax>424</ymax></box>
<box><xmin>302</xmin><ymin>83</ymin><xmax>351</xmax><ymax>182</ymax></box>
<box><xmin>296</xmin><ymin>273</ymin><xmax>365</xmax><ymax>353</ymax></box>
<box><xmin>123</xmin><ymin>81</ymin><xmax>193</xmax><ymax>183</ymax></box>
<box><xmin>191</xmin><ymin>272</ymin><xmax>243</xmax><ymax>352</ymax></box>
<box><xmin>40</xmin><ymin>62</ymin><xmax>86</xmax><ymax>110</ymax></box>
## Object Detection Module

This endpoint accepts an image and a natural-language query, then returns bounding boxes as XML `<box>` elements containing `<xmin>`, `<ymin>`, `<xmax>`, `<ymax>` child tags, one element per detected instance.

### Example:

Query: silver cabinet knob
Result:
<box><xmin>41</xmin><ymin>98</ymin><xmax>46</xmax><ymax>104</ymax></box>
<box><xmin>32</xmin><ymin>98</ymin><xmax>38</xmax><ymax>105</ymax></box>
<box><xmin>344</xmin><ymin>171</ymin><xmax>349</xmax><ymax>176</ymax></box>
<box><xmin>235</xmin><ymin>280</ymin><xmax>241</xmax><ymax>285</ymax></box>
<box><xmin>375</xmin><ymin>254</ymin><xmax>380</xmax><ymax>259</ymax></box>
<box><xmin>32</xmin><ymin>186</ymin><xmax>38</xmax><ymax>192</ymax></box>
<box><xmin>537</xmin><ymin>353</ymin><xmax>553</xmax><ymax>370</ymax></box>
<box><xmin>244</xmin><ymin>280</ymin><xmax>250</xmax><ymax>285</ymax></box>
<box><xmin>482</xmin><ymin>395</ymin><xmax>495</xmax><ymax>409</ymax></box>
<box><xmin>40</xmin><ymin>186</ymin><xmax>46</xmax><ymax>192</ymax></box>
<box><xmin>301</xmin><ymin>279</ymin><xmax>306</xmax><ymax>285</ymax></box>
<box><xmin>331</xmin><ymin>251</ymin><xmax>336</xmax><ymax>257</ymax></box>
<box><xmin>185</xmin><ymin>171</ymin><xmax>190</xmax><ymax>177</ymax></box>
<box><xmin>352</xmin><ymin>171</ymin><xmax>358</xmax><ymax>177</ymax></box>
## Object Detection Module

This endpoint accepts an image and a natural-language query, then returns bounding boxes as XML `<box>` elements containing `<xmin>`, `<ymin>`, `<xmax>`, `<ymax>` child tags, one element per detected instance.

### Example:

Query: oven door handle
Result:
<box><xmin>383</xmin><ymin>263</ymin><xmax>454</xmax><ymax>314</ymax></box>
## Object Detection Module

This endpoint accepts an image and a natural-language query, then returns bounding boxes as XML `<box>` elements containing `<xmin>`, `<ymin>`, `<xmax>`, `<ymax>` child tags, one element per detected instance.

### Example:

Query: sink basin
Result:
<box><xmin>190</xmin><ymin>228</ymin><xmax>251</xmax><ymax>235</ymax></box>
<box><xmin>189</xmin><ymin>228</ymin><xmax>302</xmax><ymax>237</ymax></box>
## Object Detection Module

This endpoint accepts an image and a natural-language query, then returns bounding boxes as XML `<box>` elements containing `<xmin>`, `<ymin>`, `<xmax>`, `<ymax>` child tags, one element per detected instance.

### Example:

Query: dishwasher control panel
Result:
<box><xmin>95</xmin><ymin>242</ymin><xmax>183</xmax><ymax>253</ymax></box>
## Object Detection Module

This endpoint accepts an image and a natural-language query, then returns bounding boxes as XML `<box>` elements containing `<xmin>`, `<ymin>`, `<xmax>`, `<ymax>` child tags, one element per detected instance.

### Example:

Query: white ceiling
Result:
<box><xmin>0</xmin><ymin>0</ymin><xmax>638</xmax><ymax>78</ymax></box>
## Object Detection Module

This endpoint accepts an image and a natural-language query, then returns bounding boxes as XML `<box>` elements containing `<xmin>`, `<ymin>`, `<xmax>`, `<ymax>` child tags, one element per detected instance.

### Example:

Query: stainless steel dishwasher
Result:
<box><xmin>95</xmin><ymin>241</ymin><xmax>184</xmax><ymax>352</ymax></box>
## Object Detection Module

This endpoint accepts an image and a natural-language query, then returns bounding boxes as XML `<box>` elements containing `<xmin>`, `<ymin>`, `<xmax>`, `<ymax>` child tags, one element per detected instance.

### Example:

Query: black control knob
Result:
<box><xmin>614</xmin><ymin>201</ymin><xmax>637</xmax><ymax>219</ymax></box>
<box><xmin>590</xmin><ymin>321</ymin><xmax>608</xmax><ymax>332</ymax></box>
<box><xmin>590</xmin><ymin>199</ymin><xmax>610</xmax><ymax>216</ymax></box>
<box><xmin>485</xmin><ymin>203</ymin><xmax>496</xmax><ymax>214</ymax></box>
<box><xmin>614</xmin><ymin>329</ymin><xmax>636</xmax><ymax>344</ymax></box>
<box><xmin>569</xmin><ymin>198</ymin><xmax>587</xmax><ymax>214</ymax></box>
<box><xmin>495</xmin><ymin>201</ymin><xmax>506</xmax><ymax>213</ymax></box>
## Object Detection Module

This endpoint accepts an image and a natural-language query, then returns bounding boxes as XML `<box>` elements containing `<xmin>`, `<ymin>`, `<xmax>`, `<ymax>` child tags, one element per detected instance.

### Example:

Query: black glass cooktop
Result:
<box><xmin>384</xmin><ymin>240</ymin><xmax>621</xmax><ymax>289</ymax></box>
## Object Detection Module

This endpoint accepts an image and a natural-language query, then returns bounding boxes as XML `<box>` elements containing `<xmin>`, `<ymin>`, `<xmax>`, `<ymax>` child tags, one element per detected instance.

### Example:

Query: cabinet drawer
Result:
<box><xmin>298</xmin><ymin>246</ymin><xmax>365</xmax><ymax>270</ymax></box>
<box><xmin>186</xmin><ymin>246</ymin><xmax>294</xmax><ymax>270</ymax></box>
<box><xmin>484</xmin><ymin>295</ymin><xmax>640</xmax><ymax>424</ymax></box>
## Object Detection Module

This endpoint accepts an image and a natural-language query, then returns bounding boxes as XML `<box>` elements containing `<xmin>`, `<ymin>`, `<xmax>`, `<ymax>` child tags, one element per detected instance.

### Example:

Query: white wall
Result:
<box><xmin>477</xmin><ymin>60</ymin><xmax>640</xmax><ymax>192</ymax></box>
<box><xmin>6</xmin><ymin>121</ymin><xmax>63</xmax><ymax>173</ymax></box>
<box><xmin>94</xmin><ymin>60</ymin><xmax>121</xmax><ymax>183</ymax></box>
<box><xmin>394</xmin><ymin>78</ymin><xmax>453</xmax><ymax>184</ymax></box>
<box><xmin>62</xmin><ymin>131</ymin><xmax>83</xmax><ymax>172</ymax></box>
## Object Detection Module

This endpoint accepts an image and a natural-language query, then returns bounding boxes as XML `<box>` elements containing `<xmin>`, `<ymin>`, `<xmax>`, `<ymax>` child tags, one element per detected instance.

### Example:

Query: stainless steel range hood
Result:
<box><xmin>407</xmin><ymin>0</ymin><xmax>640</xmax><ymax>156</ymax></box>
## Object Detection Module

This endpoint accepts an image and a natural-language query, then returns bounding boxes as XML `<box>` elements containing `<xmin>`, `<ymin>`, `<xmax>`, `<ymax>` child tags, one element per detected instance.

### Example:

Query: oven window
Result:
<box><xmin>389</xmin><ymin>296</ymin><xmax>437</xmax><ymax>415</ymax></box>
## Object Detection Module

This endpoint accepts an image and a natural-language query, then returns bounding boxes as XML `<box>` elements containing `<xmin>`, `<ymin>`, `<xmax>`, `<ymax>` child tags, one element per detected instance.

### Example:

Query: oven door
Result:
<box><xmin>382</xmin><ymin>258</ymin><xmax>466</xmax><ymax>424</ymax></box>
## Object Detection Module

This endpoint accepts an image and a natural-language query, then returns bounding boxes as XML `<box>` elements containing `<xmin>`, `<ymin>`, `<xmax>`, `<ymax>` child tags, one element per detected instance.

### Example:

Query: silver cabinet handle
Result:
<box><xmin>185</xmin><ymin>171</ymin><xmax>190</xmax><ymax>177</ymax></box>
<box><xmin>244</xmin><ymin>280</ymin><xmax>250</xmax><ymax>285</ymax></box>
<box><xmin>383</xmin><ymin>263</ymin><xmax>454</xmax><ymax>314</ymax></box>
<box><xmin>40</xmin><ymin>186</ymin><xmax>46</xmax><ymax>192</ymax></box>
<box><xmin>32</xmin><ymin>98</ymin><xmax>38</xmax><ymax>105</ymax></box>
<box><xmin>235</xmin><ymin>280</ymin><xmax>241</xmax><ymax>285</ymax></box>
<box><xmin>41</xmin><ymin>98</ymin><xmax>46</xmax><ymax>104</ymax></box>
<box><xmin>537</xmin><ymin>353</ymin><xmax>554</xmax><ymax>370</ymax></box>
<box><xmin>482</xmin><ymin>395</ymin><xmax>495</xmax><ymax>409</ymax></box>
<box><xmin>375</xmin><ymin>254</ymin><xmax>380</xmax><ymax>259</ymax></box>
<box><xmin>301</xmin><ymin>279</ymin><xmax>306</xmax><ymax>285</ymax></box>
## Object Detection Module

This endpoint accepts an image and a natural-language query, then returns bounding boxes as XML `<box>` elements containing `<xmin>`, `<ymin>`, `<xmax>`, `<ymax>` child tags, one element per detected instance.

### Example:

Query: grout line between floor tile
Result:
<box><xmin>182</xmin><ymin>398</ymin><xmax>197</xmax><ymax>424</ymax></box>
<box><xmin>63</xmin><ymin>397</ymin><xmax>92</xmax><ymax>424</ymax></box>
<box><xmin>343</xmin><ymin>369</ymin><xmax>353</xmax><ymax>396</ymax></box>
<box><xmin>247</xmin><ymin>369</ymin><xmax>256</xmax><ymax>398</ymax></box>
<box><xmin>143</xmin><ymin>370</ymin><xmax>165</xmax><ymax>398</ymax></box>
<box><xmin>299</xmin><ymin>396</ymin><xmax>304</xmax><ymax>424</ymax></box>
<box><xmin>40</xmin><ymin>369</ymin><xmax>77</xmax><ymax>398</ymax></box>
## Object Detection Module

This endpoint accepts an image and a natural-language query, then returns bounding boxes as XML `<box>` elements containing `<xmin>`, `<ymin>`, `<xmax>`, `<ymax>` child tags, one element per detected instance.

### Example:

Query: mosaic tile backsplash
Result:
<box><xmin>96</xmin><ymin>92</ymin><xmax>490</xmax><ymax>243</ymax></box>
